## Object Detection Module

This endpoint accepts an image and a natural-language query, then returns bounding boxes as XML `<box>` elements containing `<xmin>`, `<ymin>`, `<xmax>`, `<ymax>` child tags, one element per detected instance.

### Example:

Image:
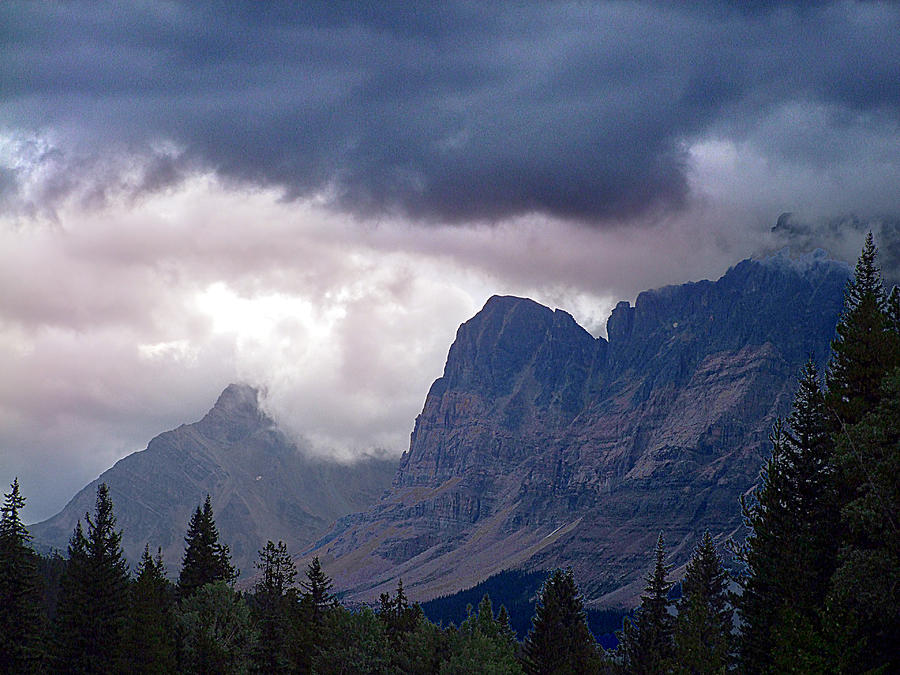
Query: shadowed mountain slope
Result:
<box><xmin>312</xmin><ymin>250</ymin><xmax>850</xmax><ymax>607</ymax></box>
<box><xmin>31</xmin><ymin>384</ymin><xmax>397</xmax><ymax>577</ymax></box>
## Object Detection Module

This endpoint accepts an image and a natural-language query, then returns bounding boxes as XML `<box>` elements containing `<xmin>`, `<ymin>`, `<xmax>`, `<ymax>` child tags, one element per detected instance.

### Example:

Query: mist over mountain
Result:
<box><xmin>310</xmin><ymin>251</ymin><xmax>850</xmax><ymax>607</ymax></box>
<box><xmin>29</xmin><ymin>384</ymin><xmax>397</xmax><ymax>576</ymax></box>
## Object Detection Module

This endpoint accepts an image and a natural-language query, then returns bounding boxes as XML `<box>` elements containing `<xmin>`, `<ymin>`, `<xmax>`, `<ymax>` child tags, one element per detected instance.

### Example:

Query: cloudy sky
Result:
<box><xmin>2</xmin><ymin>1</ymin><xmax>899</xmax><ymax>522</ymax></box>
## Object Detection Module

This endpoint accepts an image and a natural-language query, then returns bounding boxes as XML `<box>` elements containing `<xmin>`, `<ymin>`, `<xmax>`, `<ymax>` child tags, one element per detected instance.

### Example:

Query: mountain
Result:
<box><xmin>310</xmin><ymin>250</ymin><xmax>850</xmax><ymax>607</ymax></box>
<box><xmin>30</xmin><ymin>384</ymin><xmax>397</xmax><ymax>577</ymax></box>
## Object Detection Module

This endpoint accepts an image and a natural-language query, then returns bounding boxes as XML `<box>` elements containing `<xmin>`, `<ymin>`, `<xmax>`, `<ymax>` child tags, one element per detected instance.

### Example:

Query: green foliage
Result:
<box><xmin>376</xmin><ymin>578</ymin><xmax>447</xmax><ymax>673</ymax></box>
<box><xmin>827</xmin><ymin>232</ymin><xmax>900</xmax><ymax>426</ymax></box>
<box><xmin>312</xmin><ymin>606</ymin><xmax>391</xmax><ymax>674</ymax></box>
<box><xmin>0</xmin><ymin>478</ymin><xmax>44</xmax><ymax>673</ymax></box>
<box><xmin>523</xmin><ymin>568</ymin><xmax>598</xmax><ymax>675</ymax></box>
<box><xmin>178</xmin><ymin>495</ymin><xmax>236</xmax><ymax>599</ymax></box>
<box><xmin>736</xmin><ymin>362</ymin><xmax>840</xmax><ymax>673</ymax></box>
<box><xmin>35</xmin><ymin>550</ymin><xmax>66</xmax><ymax>623</ymax></box>
<box><xmin>672</xmin><ymin>531</ymin><xmax>732</xmax><ymax>675</ymax></box>
<box><xmin>618</xmin><ymin>534</ymin><xmax>674</xmax><ymax>675</ymax></box>
<box><xmin>176</xmin><ymin>581</ymin><xmax>256</xmax><ymax>674</ymax></box>
<box><xmin>255</xmin><ymin>539</ymin><xmax>296</xmax><ymax>599</ymax></box>
<box><xmin>441</xmin><ymin>594</ymin><xmax>523</xmax><ymax>674</ymax></box>
<box><xmin>378</xmin><ymin>577</ymin><xmax>418</xmax><ymax>642</ymax></box>
<box><xmin>421</xmin><ymin>568</ymin><xmax>548</xmax><ymax>638</ymax></box>
<box><xmin>251</xmin><ymin>540</ymin><xmax>301</xmax><ymax>674</ymax></box>
<box><xmin>120</xmin><ymin>545</ymin><xmax>176</xmax><ymax>674</ymax></box>
<box><xmin>300</xmin><ymin>555</ymin><xmax>335</xmax><ymax>625</ymax></box>
<box><xmin>51</xmin><ymin>483</ymin><xmax>130</xmax><ymax>674</ymax></box>
<box><xmin>823</xmin><ymin>369</ymin><xmax>900</xmax><ymax>673</ymax></box>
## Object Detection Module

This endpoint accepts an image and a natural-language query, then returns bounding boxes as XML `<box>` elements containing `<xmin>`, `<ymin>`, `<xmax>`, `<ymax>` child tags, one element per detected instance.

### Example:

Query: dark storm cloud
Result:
<box><xmin>2</xmin><ymin>1</ymin><xmax>899</xmax><ymax>223</ymax></box>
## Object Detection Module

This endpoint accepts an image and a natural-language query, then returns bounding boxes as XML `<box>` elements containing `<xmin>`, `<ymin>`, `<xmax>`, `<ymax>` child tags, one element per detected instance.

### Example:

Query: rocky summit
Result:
<box><xmin>30</xmin><ymin>384</ymin><xmax>397</xmax><ymax>577</ymax></box>
<box><xmin>311</xmin><ymin>250</ymin><xmax>851</xmax><ymax>607</ymax></box>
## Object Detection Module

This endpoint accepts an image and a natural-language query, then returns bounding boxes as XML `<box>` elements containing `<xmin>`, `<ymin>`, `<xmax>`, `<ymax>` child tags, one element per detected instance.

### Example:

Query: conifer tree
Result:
<box><xmin>120</xmin><ymin>545</ymin><xmax>176</xmax><ymax>674</ymax></box>
<box><xmin>827</xmin><ymin>232</ymin><xmax>900</xmax><ymax>427</ymax></box>
<box><xmin>618</xmin><ymin>534</ymin><xmax>674</xmax><ymax>674</ymax></box>
<box><xmin>824</xmin><ymin>370</ymin><xmax>900</xmax><ymax>673</ymax></box>
<box><xmin>887</xmin><ymin>285</ymin><xmax>900</xmax><ymax>334</ymax></box>
<box><xmin>376</xmin><ymin>577</ymin><xmax>444</xmax><ymax>672</ymax></box>
<box><xmin>176</xmin><ymin>580</ymin><xmax>256</xmax><ymax>674</ymax></box>
<box><xmin>300</xmin><ymin>554</ymin><xmax>334</xmax><ymax>625</ymax></box>
<box><xmin>736</xmin><ymin>361</ymin><xmax>841</xmax><ymax>672</ymax></box>
<box><xmin>178</xmin><ymin>495</ymin><xmax>235</xmax><ymax>599</ymax></box>
<box><xmin>672</xmin><ymin>531</ymin><xmax>732</xmax><ymax>674</ymax></box>
<box><xmin>523</xmin><ymin>568</ymin><xmax>597</xmax><ymax>675</ymax></box>
<box><xmin>252</xmin><ymin>540</ymin><xmax>299</xmax><ymax>674</ymax></box>
<box><xmin>0</xmin><ymin>478</ymin><xmax>44</xmax><ymax>673</ymax></box>
<box><xmin>378</xmin><ymin>577</ymin><xmax>417</xmax><ymax>641</ymax></box>
<box><xmin>781</xmin><ymin>360</ymin><xmax>840</xmax><ymax>613</ymax></box>
<box><xmin>444</xmin><ymin>594</ymin><xmax>523</xmax><ymax>674</ymax></box>
<box><xmin>51</xmin><ymin>483</ymin><xmax>130</xmax><ymax>674</ymax></box>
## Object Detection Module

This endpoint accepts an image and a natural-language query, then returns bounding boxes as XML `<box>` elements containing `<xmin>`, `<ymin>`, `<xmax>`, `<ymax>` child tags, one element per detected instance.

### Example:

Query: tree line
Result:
<box><xmin>1</xmin><ymin>234</ymin><xmax>897</xmax><ymax>673</ymax></box>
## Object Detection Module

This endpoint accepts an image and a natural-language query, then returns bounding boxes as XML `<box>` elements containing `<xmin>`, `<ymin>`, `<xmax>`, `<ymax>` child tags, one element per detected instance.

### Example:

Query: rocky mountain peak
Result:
<box><xmin>196</xmin><ymin>382</ymin><xmax>268</xmax><ymax>444</ymax></box>
<box><xmin>30</xmin><ymin>382</ymin><xmax>397</xmax><ymax>577</ymax></box>
<box><xmin>314</xmin><ymin>252</ymin><xmax>852</xmax><ymax>608</ymax></box>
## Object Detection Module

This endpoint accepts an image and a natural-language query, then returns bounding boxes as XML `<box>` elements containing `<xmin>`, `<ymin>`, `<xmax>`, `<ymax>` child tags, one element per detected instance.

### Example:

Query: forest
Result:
<box><xmin>1</xmin><ymin>234</ymin><xmax>897</xmax><ymax>674</ymax></box>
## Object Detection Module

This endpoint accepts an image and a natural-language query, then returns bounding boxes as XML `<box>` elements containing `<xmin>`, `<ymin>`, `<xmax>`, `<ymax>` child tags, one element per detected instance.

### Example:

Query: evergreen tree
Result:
<box><xmin>120</xmin><ymin>545</ymin><xmax>176</xmax><ymax>674</ymax></box>
<box><xmin>300</xmin><ymin>554</ymin><xmax>334</xmax><ymax>625</ymax></box>
<box><xmin>827</xmin><ymin>232</ymin><xmax>900</xmax><ymax>427</ymax></box>
<box><xmin>781</xmin><ymin>360</ymin><xmax>840</xmax><ymax>613</ymax></box>
<box><xmin>618</xmin><ymin>534</ymin><xmax>674</xmax><ymax>675</ymax></box>
<box><xmin>376</xmin><ymin>578</ymin><xmax>445</xmax><ymax>673</ymax></box>
<box><xmin>0</xmin><ymin>478</ymin><xmax>44</xmax><ymax>673</ymax></box>
<box><xmin>736</xmin><ymin>362</ymin><xmax>840</xmax><ymax>673</ymax></box>
<box><xmin>251</xmin><ymin>540</ymin><xmax>299</xmax><ymax>674</ymax></box>
<box><xmin>442</xmin><ymin>594</ymin><xmax>523</xmax><ymax>674</ymax></box>
<box><xmin>824</xmin><ymin>370</ymin><xmax>900</xmax><ymax>673</ymax></box>
<box><xmin>887</xmin><ymin>285</ymin><xmax>900</xmax><ymax>334</ymax></box>
<box><xmin>736</xmin><ymin>420</ymin><xmax>796</xmax><ymax>674</ymax></box>
<box><xmin>176</xmin><ymin>580</ymin><xmax>256</xmax><ymax>674</ymax></box>
<box><xmin>312</xmin><ymin>605</ymin><xmax>391</xmax><ymax>674</ymax></box>
<box><xmin>672</xmin><ymin>531</ymin><xmax>732</xmax><ymax>674</ymax></box>
<box><xmin>378</xmin><ymin>577</ymin><xmax>418</xmax><ymax>644</ymax></box>
<box><xmin>178</xmin><ymin>495</ymin><xmax>236</xmax><ymax>599</ymax></box>
<box><xmin>51</xmin><ymin>483</ymin><xmax>130</xmax><ymax>674</ymax></box>
<box><xmin>523</xmin><ymin>568</ymin><xmax>597</xmax><ymax>675</ymax></box>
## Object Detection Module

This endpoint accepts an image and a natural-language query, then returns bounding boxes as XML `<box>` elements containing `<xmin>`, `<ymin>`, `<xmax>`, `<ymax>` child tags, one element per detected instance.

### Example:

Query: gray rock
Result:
<box><xmin>313</xmin><ymin>253</ymin><xmax>850</xmax><ymax>608</ymax></box>
<box><xmin>30</xmin><ymin>384</ymin><xmax>397</xmax><ymax>578</ymax></box>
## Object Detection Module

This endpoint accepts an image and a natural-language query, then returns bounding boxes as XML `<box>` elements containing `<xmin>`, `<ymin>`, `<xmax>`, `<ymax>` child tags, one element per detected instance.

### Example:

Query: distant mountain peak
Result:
<box><xmin>196</xmin><ymin>383</ymin><xmax>268</xmax><ymax>444</ymax></box>
<box><xmin>30</xmin><ymin>381</ymin><xmax>397</xmax><ymax>577</ymax></box>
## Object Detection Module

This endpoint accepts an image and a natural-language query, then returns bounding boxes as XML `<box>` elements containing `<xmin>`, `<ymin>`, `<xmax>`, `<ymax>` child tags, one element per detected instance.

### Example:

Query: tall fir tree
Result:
<box><xmin>177</xmin><ymin>495</ymin><xmax>236</xmax><ymax>599</ymax></box>
<box><xmin>51</xmin><ymin>483</ymin><xmax>130</xmax><ymax>674</ymax></box>
<box><xmin>300</xmin><ymin>554</ymin><xmax>334</xmax><ymax>625</ymax></box>
<box><xmin>781</xmin><ymin>360</ymin><xmax>839</xmax><ymax>612</ymax></box>
<box><xmin>523</xmin><ymin>568</ymin><xmax>597</xmax><ymax>675</ymax></box>
<box><xmin>826</xmin><ymin>232</ymin><xmax>900</xmax><ymax>427</ymax></box>
<box><xmin>251</xmin><ymin>540</ymin><xmax>300</xmax><ymax>674</ymax></box>
<box><xmin>618</xmin><ymin>533</ymin><xmax>674</xmax><ymax>675</ymax></box>
<box><xmin>0</xmin><ymin>478</ymin><xmax>44</xmax><ymax>673</ymax></box>
<box><xmin>672</xmin><ymin>531</ymin><xmax>732</xmax><ymax>674</ymax></box>
<box><xmin>824</xmin><ymin>370</ymin><xmax>900</xmax><ymax>673</ymax></box>
<box><xmin>736</xmin><ymin>361</ymin><xmax>841</xmax><ymax>673</ymax></box>
<box><xmin>120</xmin><ymin>545</ymin><xmax>176</xmax><ymax>674</ymax></box>
<box><xmin>377</xmin><ymin>578</ymin><xmax>444</xmax><ymax>673</ymax></box>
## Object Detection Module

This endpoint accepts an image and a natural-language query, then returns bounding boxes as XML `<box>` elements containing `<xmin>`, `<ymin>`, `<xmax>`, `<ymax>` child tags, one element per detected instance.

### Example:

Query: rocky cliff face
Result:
<box><xmin>30</xmin><ymin>384</ymin><xmax>397</xmax><ymax>577</ymax></box>
<box><xmin>313</xmin><ymin>250</ymin><xmax>850</xmax><ymax>606</ymax></box>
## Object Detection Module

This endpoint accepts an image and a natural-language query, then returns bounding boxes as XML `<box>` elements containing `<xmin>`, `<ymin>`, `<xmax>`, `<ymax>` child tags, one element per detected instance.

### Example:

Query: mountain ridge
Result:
<box><xmin>310</xmin><ymin>251</ymin><xmax>850</xmax><ymax>607</ymax></box>
<box><xmin>30</xmin><ymin>383</ymin><xmax>397</xmax><ymax>577</ymax></box>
